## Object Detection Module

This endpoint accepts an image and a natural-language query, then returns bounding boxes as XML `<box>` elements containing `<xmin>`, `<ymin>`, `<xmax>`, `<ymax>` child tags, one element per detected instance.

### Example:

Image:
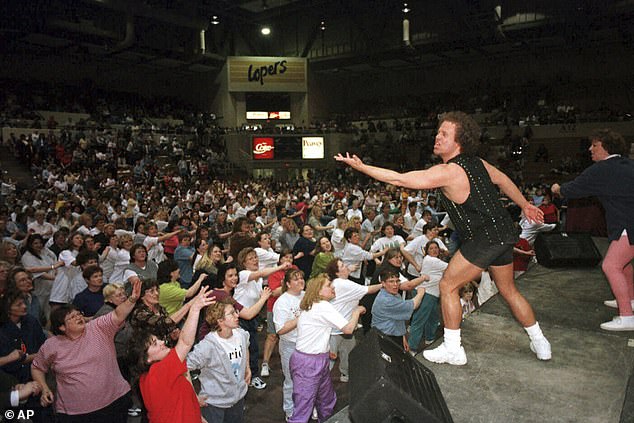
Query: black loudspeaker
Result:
<box><xmin>534</xmin><ymin>232</ymin><xmax>602</xmax><ymax>268</ymax></box>
<box><xmin>349</xmin><ymin>330</ymin><xmax>453</xmax><ymax>423</ymax></box>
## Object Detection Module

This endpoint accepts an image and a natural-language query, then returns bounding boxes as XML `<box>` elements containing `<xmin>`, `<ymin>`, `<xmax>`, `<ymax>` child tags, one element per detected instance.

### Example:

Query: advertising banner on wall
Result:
<box><xmin>252</xmin><ymin>137</ymin><xmax>275</xmax><ymax>159</ymax></box>
<box><xmin>302</xmin><ymin>137</ymin><xmax>324</xmax><ymax>159</ymax></box>
<box><xmin>228</xmin><ymin>56</ymin><xmax>307</xmax><ymax>92</ymax></box>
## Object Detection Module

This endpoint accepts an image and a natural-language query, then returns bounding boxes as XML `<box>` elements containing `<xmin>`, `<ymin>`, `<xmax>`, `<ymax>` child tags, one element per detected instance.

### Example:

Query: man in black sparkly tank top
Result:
<box><xmin>335</xmin><ymin>111</ymin><xmax>551</xmax><ymax>365</ymax></box>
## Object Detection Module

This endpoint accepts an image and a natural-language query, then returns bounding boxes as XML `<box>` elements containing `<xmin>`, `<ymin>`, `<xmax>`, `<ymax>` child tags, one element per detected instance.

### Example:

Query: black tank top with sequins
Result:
<box><xmin>438</xmin><ymin>154</ymin><xmax>517</xmax><ymax>244</ymax></box>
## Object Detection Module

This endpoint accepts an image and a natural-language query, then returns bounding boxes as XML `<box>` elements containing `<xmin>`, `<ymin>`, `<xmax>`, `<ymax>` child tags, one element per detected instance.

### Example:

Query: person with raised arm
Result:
<box><xmin>335</xmin><ymin>111</ymin><xmax>551</xmax><ymax>365</ymax></box>
<box><xmin>31</xmin><ymin>278</ymin><xmax>142</xmax><ymax>422</ymax></box>
<box><xmin>128</xmin><ymin>286</ymin><xmax>216</xmax><ymax>423</ymax></box>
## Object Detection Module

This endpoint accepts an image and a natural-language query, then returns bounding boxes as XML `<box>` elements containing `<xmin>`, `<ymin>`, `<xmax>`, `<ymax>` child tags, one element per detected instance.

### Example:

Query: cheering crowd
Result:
<box><xmin>1</xmin><ymin>111</ymin><xmax>631</xmax><ymax>423</ymax></box>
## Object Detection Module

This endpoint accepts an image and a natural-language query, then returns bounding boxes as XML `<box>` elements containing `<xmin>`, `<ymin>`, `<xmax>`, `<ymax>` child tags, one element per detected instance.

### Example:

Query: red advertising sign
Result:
<box><xmin>253</xmin><ymin>137</ymin><xmax>275</xmax><ymax>159</ymax></box>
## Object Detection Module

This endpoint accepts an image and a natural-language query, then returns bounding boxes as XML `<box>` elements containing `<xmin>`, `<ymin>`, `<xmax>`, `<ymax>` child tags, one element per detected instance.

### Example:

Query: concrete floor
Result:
<box><xmin>329</xmin><ymin>237</ymin><xmax>634</xmax><ymax>423</ymax></box>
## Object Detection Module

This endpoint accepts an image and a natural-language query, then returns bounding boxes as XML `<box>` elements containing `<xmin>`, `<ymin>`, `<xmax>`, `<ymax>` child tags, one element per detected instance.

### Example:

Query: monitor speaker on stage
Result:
<box><xmin>534</xmin><ymin>232</ymin><xmax>602</xmax><ymax>268</ymax></box>
<box><xmin>349</xmin><ymin>330</ymin><xmax>453</xmax><ymax>423</ymax></box>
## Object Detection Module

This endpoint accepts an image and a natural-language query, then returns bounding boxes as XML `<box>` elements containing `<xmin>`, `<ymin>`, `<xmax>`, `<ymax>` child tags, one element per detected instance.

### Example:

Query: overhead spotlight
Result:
<box><xmin>320</xmin><ymin>20</ymin><xmax>326</xmax><ymax>31</ymax></box>
<box><xmin>402</xmin><ymin>2</ymin><xmax>410</xmax><ymax>13</ymax></box>
<box><xmin>261</xmin><ymin>26</ymin><xmax>271</xmax><ymax>35</ymax></box>
<box><xmin>211</xmin><ymin>15</ymin><xmax>220</xmax><ymax>25</ymax></box>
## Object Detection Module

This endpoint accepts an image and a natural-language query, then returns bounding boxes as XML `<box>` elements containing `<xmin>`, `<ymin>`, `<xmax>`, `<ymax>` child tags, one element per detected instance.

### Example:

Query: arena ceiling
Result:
<box><xmin>2</xmin><ymin>0</ymin><xmax>633</xmax><ymax>78</ymax></box>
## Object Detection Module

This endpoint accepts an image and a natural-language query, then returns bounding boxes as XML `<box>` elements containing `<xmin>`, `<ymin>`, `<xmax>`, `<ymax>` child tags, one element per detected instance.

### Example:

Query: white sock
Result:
<box><xmin>524</xmin><ymin>321</ymin><xmax>545</xmax><ymax>342</ymax></box>
<box><xmin>443</xmin><ymin>328</ymin><xmax>461</xmax><ymax>351</ymax></box>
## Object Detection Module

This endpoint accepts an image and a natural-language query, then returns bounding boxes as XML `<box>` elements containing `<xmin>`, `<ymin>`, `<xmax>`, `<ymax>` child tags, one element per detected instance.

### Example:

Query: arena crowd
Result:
<box><xmin>0</xmin><ymin>94</ymin><xmax>608</xmax><ymax>423</ymax></box>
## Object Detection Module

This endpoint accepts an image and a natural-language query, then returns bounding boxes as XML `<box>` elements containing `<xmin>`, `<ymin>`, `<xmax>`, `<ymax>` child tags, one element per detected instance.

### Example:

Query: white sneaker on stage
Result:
<box><xmin>604</xmin><ymin>299</ymin><xmax>634</xmax><ymax>309</ymax></box>
<box><xmin>422</xmin><ymin>343</ymin><xmax>467</xmax><ymax>366</ymax></box>
<box><xmin>600</xmin><ymin>316</ymin><xmax>634</xmax><ymax>331</ymax></box>
<box><xmin>529</xmin><ymin>338</ymin><xmax>552</xmax><ymax>360</ymax></box>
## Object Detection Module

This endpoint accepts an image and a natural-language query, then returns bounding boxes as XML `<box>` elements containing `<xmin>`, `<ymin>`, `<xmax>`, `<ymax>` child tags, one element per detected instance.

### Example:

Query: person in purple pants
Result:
<box><xmin>288</xmin><ymin>274</ymin><xmax>364</xmax><ymax>423</ymax></box>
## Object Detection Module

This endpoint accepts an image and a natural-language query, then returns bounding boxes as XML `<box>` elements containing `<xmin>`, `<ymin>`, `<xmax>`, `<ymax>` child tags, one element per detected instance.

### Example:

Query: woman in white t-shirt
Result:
<box><xmin>109</xmin><ymin>234</ymin><xmax>133</xmax><ymax>284</ymax></box>
<box><xmin>272</xmin><ymin>269</ymin><xmax>305</xmax><ymax>420</ymax></box>
<box><xmin>49</xmin><ymin>232</ymin><xmax>84</xmax><ymax>306</ymax></box>
<box><xmin>99</xmin><ymin>234</ymin><xmax>119</xmax><ymax>282</ymax></box>
<box><xmin>288</xmin><ymin>274</ymin><xmax>365</xmax><ymax>423</ymax></box>
<box><xmin>255</xmin><ymin>206</ymin><xmax>277</xmax><ymax>233</ymax></box>
<box><xmin>330</xmin><ymin>215</ymin><xmax>347</xmax><ymax>258</ymax></box>
<box><xmin>143</xmin><ymin>223</ymin><xmax>182</xmax><ymax>264</ymax></box>
<box><xmin>254</xmin><ymin>233</ymin><xmax>280</xmax><ymax>273</ymax></box>
<box><xmin>370</xmin><ymin>222</ymin><xmax>406</xmax><ymax>254</ymax></box>
<box><xmin>192</xmin><ymin>238</ymin><xmax>209</xmax><ymax>272</ymax></box>
<box><xmin>235</xmin><ymin>248</ymin><xmax>290</xmax><ymax>390</ymax></box>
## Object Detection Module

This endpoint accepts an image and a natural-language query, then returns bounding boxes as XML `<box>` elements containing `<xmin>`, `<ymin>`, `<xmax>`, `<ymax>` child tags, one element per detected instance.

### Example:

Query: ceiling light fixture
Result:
<box><xmin>211</xmin><ymin>15</ymin><xmax>220</xmax><ymax>25</ymax></box>
<box><xmin>402</xmin><ymin>3</ymin><xmax>410</xmax><ymax>14</ymax></box>
<box><xmin>261</xmin><ymin>26</ymin><xmax>271</xmax><ymax>35</ymax></box>
<box><xmin>320</xmin><ymin>20</ymin><xmax>326</xmax><ymax>31</ymax></box>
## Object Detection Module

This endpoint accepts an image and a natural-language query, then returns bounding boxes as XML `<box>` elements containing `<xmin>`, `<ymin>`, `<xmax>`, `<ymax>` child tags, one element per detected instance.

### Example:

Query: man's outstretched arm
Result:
<box><xmin>334</xmin><ymin>153</ymin><xmax>454</xmax><ymax>190</ymax></box>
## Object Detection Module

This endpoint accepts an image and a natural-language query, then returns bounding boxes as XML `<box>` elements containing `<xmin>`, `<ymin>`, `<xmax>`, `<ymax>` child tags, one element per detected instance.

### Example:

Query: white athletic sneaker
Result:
<box><xmin>529</xmin><ymin>338</ymin><xmax>552</xmax><ymax>360</ymax></box>
<box><xmin>603</xmin><ymin>299</ymin><xmax>634</xmax><ymax>309</ymax></box>
<box><xmin>422</xmin><ymin>343</ymin><xmax>467</xmax><ymax>366</ymax></box>
<box><xmin>600</xmin><ymin>316</ymin><xmax>634</xmax><ymax>331</ymax></box>
<box><xmin>250</xmin><ymin>376</ymin><xmax>267</xmax><ymax>390</ymax></box>
<box><xmin>128</xmin><ymin>408</ymin><xmax>140</xmax><ymax>417</ymax></box>
<box><xmin>260</xmin><ymin>362</ymin><xmax>270</xmax><ymax>377</ymax></box>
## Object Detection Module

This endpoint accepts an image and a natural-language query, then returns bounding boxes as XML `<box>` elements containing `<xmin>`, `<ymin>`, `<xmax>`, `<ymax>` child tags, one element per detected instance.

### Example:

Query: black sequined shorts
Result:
<box><xmin>460</xmin><ymin>238</ymin><xmax>514</xmax><ymax>269</ymax></box>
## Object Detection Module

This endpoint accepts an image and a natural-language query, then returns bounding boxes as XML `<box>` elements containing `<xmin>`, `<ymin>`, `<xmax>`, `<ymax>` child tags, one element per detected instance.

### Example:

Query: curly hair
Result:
<box><xmin>439</xmin><ymin>111</ymin><xmax>482</xmax><ymax>156</ymax></box>
<box><xmin>590</xmin><ymin>129</ymin><xmax>629</xmax><ymax>156</ymax></box>
<box><xmin>82</xmin><ymin>264</ymin><xmax>103</xmax><ymax>281</ymax></box>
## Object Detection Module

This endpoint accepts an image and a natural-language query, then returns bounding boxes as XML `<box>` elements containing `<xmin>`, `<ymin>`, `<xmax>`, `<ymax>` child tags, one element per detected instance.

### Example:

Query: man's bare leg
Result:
<box><xmin>489</xmin><ymin>264</ymin><xmax>551</xmax><ymax>360</ymax></box>
<box><xmin>488</xmin><ymin>264</ymin><xmax>535</xmax><ymax>326</ymax></box>
<box><xmin>423</xmin><ymin>253</ymin><xmax>551</xmax><ymax>365</ymax></box>
<box><xmin>423</xmin><ymin>251</ymin><xmax>483</xmax><ymax>366</ymax></box>
<box><xmin>440</xmin><ymin>251</ymin><xmax>485</xmax><ymax>329</ymax></box>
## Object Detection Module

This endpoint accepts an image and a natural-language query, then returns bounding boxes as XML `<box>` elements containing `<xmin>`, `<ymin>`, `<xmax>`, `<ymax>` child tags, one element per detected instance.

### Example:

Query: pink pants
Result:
<box><xmin>602</xmin><ymin>235</ymin><xmax>634</xmax><ymax>316</ymax></box>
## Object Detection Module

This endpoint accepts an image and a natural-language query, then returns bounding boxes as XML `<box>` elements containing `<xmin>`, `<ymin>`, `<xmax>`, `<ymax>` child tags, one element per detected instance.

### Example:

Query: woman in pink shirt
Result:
<box><xmin>31</xmin><ymin>279</ymin><xmax>141</xmax><ymax>422</ymax></box>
